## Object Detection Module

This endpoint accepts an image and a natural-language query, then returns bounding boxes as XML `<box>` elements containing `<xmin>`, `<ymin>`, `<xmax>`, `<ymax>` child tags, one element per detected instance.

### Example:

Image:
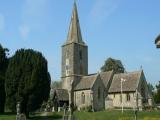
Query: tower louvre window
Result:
<box><xmin>79</xmin><ymin>50</ymin><xmax>82</xmax><ymax>60</ymax></box>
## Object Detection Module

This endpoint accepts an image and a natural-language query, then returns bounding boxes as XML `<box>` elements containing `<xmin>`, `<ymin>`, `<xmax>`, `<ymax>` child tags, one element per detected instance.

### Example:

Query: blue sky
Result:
<box><xmin>0</xmin><ymin>0</ymin><xmax>160</xmax><ymax>85</ymax></box>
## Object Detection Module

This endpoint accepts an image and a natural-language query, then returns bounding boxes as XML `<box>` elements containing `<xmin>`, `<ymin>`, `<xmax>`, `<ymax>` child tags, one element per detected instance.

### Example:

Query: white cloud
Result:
<box><xmin>19</xmin><ymin>24</ymin><xmax>30</xmax><ymax>40</ymax></box>
<box><xmin>88</xmin><ymin>0</ymin><xmax>119</xmax><ymax>25</ymax></box>
<box><xmin>0</xmin><ymin>14</ymin><xmax>5</xmax><ymax>31</ymax></box>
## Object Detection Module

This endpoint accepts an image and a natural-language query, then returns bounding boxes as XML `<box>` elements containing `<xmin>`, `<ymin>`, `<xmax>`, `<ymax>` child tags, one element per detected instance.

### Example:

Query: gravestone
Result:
<box><xmin>63</xmin><ymin>103</ymin><xmax>76</xmax><ymax>120</ymax></box>
<box><xmin>16</xmin><ymin>102</ymin><xmax>26</xmax><ymax>120</ymax></box>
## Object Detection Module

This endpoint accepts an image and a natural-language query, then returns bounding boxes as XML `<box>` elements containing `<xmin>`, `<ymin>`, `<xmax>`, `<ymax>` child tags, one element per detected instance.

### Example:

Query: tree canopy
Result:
<box><xmin>51</xmin><ymin>81</ymin><xmax>62</xmax><ymax>89</ymax></box>
<box><xmin>5</xmin><ymin>49</ymin><xmax>51</xmax><ymax>117</ymax></box>
<box><xmin>101</xmin><ymin>57</ymin><xmax>125</xmax><ymax>74</ymax></box>
<box><xmin>0</xmin><ymin>44</ymin><xmax>8</xmax><ymax>113</ymax></box>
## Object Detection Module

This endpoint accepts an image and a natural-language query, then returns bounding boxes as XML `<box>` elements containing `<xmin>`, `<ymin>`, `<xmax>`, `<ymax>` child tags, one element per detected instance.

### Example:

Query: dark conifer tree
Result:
<box><xmin>5</xmin><ymin>49</ymin><xmax>51</xmax><ymax>117</ymax></box>
<box><xmin>0</xmin><ymin>44</ymin><xmax>8</xmax><ymax>113</ymax></box>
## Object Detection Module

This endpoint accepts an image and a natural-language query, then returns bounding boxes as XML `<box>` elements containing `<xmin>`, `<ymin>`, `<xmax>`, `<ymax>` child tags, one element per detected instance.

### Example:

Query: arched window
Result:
<box><xmin>126</xmin><ymin>93</ymin><xmax>130</xmax><ymax>101</ymax></box>
<box><xmin>81</xmin><ymin>92</ymin><xmax>85</xmax><ymax>104</ymax></box>
<box><xmin>98</xmin><ymin>87</ymin><xmax>101</xmax><ymax>99</ymax></box>
<box><xmin>79</xmin><ymin>50</ymin><xmax>83</xmax><ymax>74</ymax></box>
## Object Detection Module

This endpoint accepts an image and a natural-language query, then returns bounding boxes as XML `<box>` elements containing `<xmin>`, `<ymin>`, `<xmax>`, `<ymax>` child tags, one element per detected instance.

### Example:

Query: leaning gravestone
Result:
<box><xmin>63</xmin><ymin>103</ymin><xmax>76</xmax><ymax>120</ymax></box>
<box><xmin>16</xmin><ymin>102</ymin><xmax>26</xmax><ymax>120</ymax></box>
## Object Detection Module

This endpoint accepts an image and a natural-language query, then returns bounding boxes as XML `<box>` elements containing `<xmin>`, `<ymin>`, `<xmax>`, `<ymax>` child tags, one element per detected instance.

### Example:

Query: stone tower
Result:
<box><xmin>61</xmin><ymin>2</ymin><xmax>88</xmax><ymax>91</ymax></box>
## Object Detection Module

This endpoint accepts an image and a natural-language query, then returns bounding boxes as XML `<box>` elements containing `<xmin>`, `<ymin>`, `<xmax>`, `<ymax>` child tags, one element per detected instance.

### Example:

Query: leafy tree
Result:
<box><xmin>101</xmin><ymin>57</ymin><xmax>125</xmax><ymax>74</ymax></box>
<box><xmin>51</xmin><ymin>81</ymin><xmax>62</xmax><ymax>89</ymax></box>
<box><xmin>154</xmin><ymin>81</ymin><xmax>160</xmax><ymax>104</ymax></box>
<box><xmin>148</xmin><ymin>83</ymin><xmax>154</xmax><ymax>93</ymax></box>
<box><xmin>0</xmin><ymin>44</ymin><xmax>8</xmax><ymax>113</ymax></box>
<box><xmin>5</xmin><ymin>49</ymin><xmax>51</xmax><ymax>117</ymax></box>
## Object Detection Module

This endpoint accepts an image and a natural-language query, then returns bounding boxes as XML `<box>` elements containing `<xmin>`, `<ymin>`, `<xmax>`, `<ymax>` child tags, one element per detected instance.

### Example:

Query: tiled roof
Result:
<box><xmin>52</xmin><ymin>89</ymin><xmax>69</xmax><ymax>101</ymax></box>
<box><xmin>100</xmin><ymin>70</ymin><xmax>114</xmax><ymax>88</ymax></box>
<box><xmin>74</xmin><ymin>74</ymin><xmax>98</xmax><ymax>91</ymax></box>
<box><xmin>109</xmin><ymin>71</ymin><xmax>142</xmax><ymax>93</ymax></box>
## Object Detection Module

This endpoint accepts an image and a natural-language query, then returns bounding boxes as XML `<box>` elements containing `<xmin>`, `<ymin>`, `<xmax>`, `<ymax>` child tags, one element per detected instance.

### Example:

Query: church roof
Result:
<box><xmin>74</xmin><ymin>74</ymin><xmax>98</xmax><ymax>91</ymax></box>
<box><xmin>65</xmin><ymin>2</ymin><xmax>85</xmax><ymax>45</ymax></box>
<box><xmin>100</xmin><ymin>70</ymin><xmax>114</xmax><ymax>88</ymax></box>
<box><xmin>52</xmin><ymin>89</ymin><xmax>69</xmax><ymax>101</ymax></box>
<box><xmin>109</xmin><ymin>71</ymin><xmax>143</xmax><ymax>93</ymax></box>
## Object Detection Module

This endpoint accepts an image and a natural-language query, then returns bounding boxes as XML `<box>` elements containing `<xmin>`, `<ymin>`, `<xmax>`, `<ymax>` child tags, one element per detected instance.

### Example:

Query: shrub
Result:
<box><xmin>86</xmin><ymin>105</ymin><xmax>92</xmax><ymax>112</ymax></box>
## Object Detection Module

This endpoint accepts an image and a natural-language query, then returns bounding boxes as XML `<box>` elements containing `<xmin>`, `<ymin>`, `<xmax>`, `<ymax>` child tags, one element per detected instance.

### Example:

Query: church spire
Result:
<box><xmin>66</xmin><ymin>2</ymin><xmax>85</xmax><ymax>44</ymax></box>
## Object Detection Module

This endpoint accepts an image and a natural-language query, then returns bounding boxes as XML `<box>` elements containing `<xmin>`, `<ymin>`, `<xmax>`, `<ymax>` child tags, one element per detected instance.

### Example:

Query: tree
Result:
<box><xmin>101</xmin><ymin>57</ymin><xmax>125</xmax><ymax>74</ymax></box>
<box><xmin>0</xmin><ymin>44</ymin><xmax>8</xmax><ymax>113</ymax></box>
<box><xmin>154</xmin><ymin>81</ymin><xmax>160</xmax><ymax>104</ymax></box>
<box><xmin>148</xmin><ymin>83</ymin><xmax>154</xmax><ymax>94</ymax></box>
<box><xmin>51</xmin><ymin>81</ymin><xmax>62</xmax><ymax>89</ymax></box>
<box><xmin>5</xmin><ymin>49</ymin><xmax>51</xmax><ymax>117</ymax></box>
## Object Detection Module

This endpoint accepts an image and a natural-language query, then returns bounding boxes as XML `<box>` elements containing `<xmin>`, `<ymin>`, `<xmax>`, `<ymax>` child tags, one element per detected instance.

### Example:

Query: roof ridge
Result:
<box><xmin>114</xmin><ymin>70</ymin><xmax>142</xmax><ymax>76</ymax></box>
<box><xmin>100</xmin><ymin>70</ymin><xmax>113</xmax><ymax>74</ymax></box>
<box><xmin>90</xmin><ymin>74</ymin><xmax>99</xmax><ymax>89</ymax></box>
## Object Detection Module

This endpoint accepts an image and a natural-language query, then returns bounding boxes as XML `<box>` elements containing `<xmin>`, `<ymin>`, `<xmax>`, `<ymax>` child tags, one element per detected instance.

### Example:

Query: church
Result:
<box><xmin>52</xmin><ymin>2</ymin><xmax>153</xmax><ymax>111</ymax></box>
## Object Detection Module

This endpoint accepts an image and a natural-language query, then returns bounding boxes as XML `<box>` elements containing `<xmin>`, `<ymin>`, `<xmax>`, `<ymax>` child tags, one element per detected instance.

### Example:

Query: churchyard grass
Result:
<box><xmin>0</xmin><ymin>110</ymin><xmax>160</xmax><ymax>120</ymax></box>
<box><xmin>0</xmin><ymin>112</ymin><xmax>16</xmax><ymax>120</ymax></box>
<box><xmin>74</xmin><ymin>110</ymin><xmax>160</xmax><ymax>120</ymax></box>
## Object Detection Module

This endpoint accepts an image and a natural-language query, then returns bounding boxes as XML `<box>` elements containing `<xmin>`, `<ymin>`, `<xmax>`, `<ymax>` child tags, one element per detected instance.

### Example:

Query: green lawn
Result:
<box><xmin>0</xmin><ymin>113</ymin><xmax>16</xmax><ymax>120</ymax></box>
<box><xmin>75</xmin><ymin>110</ymin><xmax>160</xmax><ymax>120</ymax></box>
<box><xmin>0</xmin><ymin>110</ymin><xmax>160</xmax><ymax>120</ymax></box>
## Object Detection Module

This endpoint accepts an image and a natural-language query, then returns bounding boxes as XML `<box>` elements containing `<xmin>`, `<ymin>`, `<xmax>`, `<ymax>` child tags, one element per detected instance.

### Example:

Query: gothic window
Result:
<box><xmin>114</xmin><ymin>94</ymin><xmax>115</xmax><ymax>98</ymax></box>
<box><xmin>81</xmin><ymin>92</ymin><xmax>85</xmax><ymax>104</ymax></box>
<box><xmin>79</xmin><ymin>50</ymin><xmax>83</xmax><ymax>74</ymax></box>
<box><xmin>126</xmin><ymin>93</ymin><xmax>130</xmax><ymax>101</ymax></box>
<box><xmin>98</xmin><ymin>87</ymin><xmax>101</xmax><ymax>99</ymax></box>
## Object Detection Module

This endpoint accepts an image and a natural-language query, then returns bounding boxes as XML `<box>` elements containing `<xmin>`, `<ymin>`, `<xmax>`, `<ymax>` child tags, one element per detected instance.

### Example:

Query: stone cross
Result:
<box><xmin>63</xmin><ymin>103</ymin><xmax>67</xmax><ymax>115</ymax></box>
<box><xmin>16</xmin><ymin>102</ymin><xmax>21</xmax><ymax>115</ymax></box>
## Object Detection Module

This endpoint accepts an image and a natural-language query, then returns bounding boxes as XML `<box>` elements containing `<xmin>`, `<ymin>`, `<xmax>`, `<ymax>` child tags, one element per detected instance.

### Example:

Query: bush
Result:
<box><xmin>86</xmin><ymin>105</ymin><xmax>92</xmax><ymax>112</ymax></box>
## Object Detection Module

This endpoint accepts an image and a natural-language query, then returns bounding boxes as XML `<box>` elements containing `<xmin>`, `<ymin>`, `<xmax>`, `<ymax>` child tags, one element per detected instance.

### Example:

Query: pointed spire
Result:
<box><xmin>66</xmin><ymin>2</ymin><xmax>85</xmax><ymax>44</ymax></box>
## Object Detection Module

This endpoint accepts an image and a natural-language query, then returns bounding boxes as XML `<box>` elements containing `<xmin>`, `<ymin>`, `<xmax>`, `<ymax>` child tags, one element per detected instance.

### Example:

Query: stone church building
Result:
<box><xmin>52</xmin><ymin>2</ymin><xmax>153</xmax><ymax>111</ymax></box>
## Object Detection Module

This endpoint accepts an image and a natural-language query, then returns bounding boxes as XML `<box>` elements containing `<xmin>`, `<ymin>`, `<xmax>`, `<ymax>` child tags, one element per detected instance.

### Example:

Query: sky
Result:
<box><xmin>0</xmin><ymin>0</ymin><xmax>160</xmax><ymax>86</ymax></box>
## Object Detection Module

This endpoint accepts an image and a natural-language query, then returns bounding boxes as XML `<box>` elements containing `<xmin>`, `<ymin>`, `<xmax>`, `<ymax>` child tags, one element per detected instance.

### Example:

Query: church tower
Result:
<box><xmin>61</xmin><ymin>2</ymin><xmax>88</xmax><ymax>90</ymax></box>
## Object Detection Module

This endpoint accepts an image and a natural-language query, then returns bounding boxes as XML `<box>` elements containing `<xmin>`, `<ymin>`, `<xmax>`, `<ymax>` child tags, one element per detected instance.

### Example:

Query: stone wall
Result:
<box><xmin>74</xmin><ymin>76</ymin><xmax>105</xmax><ymax>111</ymax></box>
<box><xmin>107</xmin><ymin>92</ymin><xmax>136</xmax><ymax>108</ymax></box>
<box><xmin>92</xmin><ymin>76</ymin><xmax>105</xmax><ymax>111</ymax></box>
<box><xmin>74</xmin><ymin>90</ymin><xmax>92</xmax><ymax>110</ymax></box>
<box><xmin>61</xmin><ymin>43</ymin><xmax>88</xmax><ymax>90</ymax></box>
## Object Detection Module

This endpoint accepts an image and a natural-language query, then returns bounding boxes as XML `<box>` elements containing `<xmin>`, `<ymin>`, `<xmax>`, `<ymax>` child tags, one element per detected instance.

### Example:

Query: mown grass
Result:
<box><xmin>0</xmin><ymin>112</ymin><xmax>16</xmax><ymax>120</ymax></box>
<box><xmin>0</xmin><ymin>110</ymin><xmax>160</xmax><ymax>120</ymax></box>
<box><xmin>75</xmin><ymin>110</ymin><xmax>160</xmax><ymax>120</ymax></box>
